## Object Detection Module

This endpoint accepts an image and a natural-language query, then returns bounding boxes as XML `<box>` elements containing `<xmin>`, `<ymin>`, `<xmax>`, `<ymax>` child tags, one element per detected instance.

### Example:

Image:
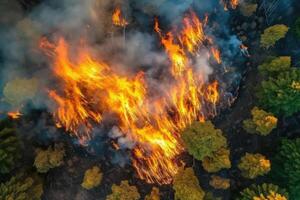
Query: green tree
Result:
<box><xmin>260</xmin><ymin>24</ymin><xmax>289</xmax><ymax>49</ymax></box>
<box><xmin>258</xmin><ymin>56</ymin><xmax>291</xmax><ymax>76</ymax></box>
<box><xmin>0</xmin><ymin>173</ymin><xmax>43</xmax><ymax>200</ymax></box>
<box><xmin>34</xmin><ymin>143</ymin><xmax>65</xmax><ymax>173</ymax></box>
<box><xmin>173</xmin><ymin>167</ymin><xmax>205</xmax><ymax>200</ymax></box>
<box><xmin>182</xmin><ymin>121</ymin><xmax>227</xmax><ymax>161</ymax></box>
<box><xmin>238</xmin><ymin>153</ymin><xmax>271</xmax><ymax>179</ymax></box>
<box><xmin>271</xmin><ymin>138</ymin><xmax>300</xmax><ymax>199</ymax></box>
<box><xmin>106</xmin><ymin>181</ymin><xmax>140</xmax><ymax>200</ymax></box>
<box><xmin>0</xmin><ymin>127</ymin><xmax>19</xmax><ymax>174</ymax></box>
<box><xmin>243</xmin><ymin>107</ymin><xmax>278</xmax><ymax>136</ymax></box>
<box><xmin>202</xmin><ymin>147</ymin><xmax>231</xmax><ymax>173</ymax></box>
<box><xmin>237</xmin><ymin>183</ymin><xmax>288</xmax><ymax>200</ymax></box>
<box><xmin>145</xmin><ymin>187</ymin><xmax>160</xmax><ymax>200</ymax></box>
<box><xmin>257</xmin><ymin>68</ymin><xmax>300</xmax><ymax>116</ymax></box>
<box><xmin>81</xmin><ymin>166</ymin><xmax>103</xmax><ymax>190</ymax></box>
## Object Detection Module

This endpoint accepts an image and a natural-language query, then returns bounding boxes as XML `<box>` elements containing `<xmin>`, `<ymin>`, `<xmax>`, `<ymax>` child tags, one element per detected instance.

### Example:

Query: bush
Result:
<box><xmin>0</xmin><ymin>127</ymin><xmax>20</xmax><ymax>174</ymax></box>
<box><xmin>271</xmin><ymin>138</ymin><xmax>300</xmax><ymax>199</ymax></box>
<box><xmin>34</xmin><ymin>143</ymin><xmax>65</xmax><ymax>173</ymax></box>
<box><xmin>106</xmin><ymin>180</ymin><xmax>140</xmax><ymax>200</ymax></box>
<box><xmin>145</xmin><ymin>187</ymin><xmax>160</xmax><ymax>200</ymax></box>
<box><xmin>260</xmin><ymin>24</ymin><xmax>289</xmax><ymax>49</ymax></box>
<box><xmin>238</xmin><ymin>153</ymin><xmax>271</xmax><ymax>179</ymax></box>
<box><xmin>173</xmin><ymin>167</ymin><xmax>205</xmax><ymax>200</ymax></box>
<box><xmin>202</xmin><ymin>147</ymin><xmax>231</xmax><ymax>173</ymax></box>
<box><xmin>243</xmin><ymin>107</ymin><xmax>277</xmax><ymax>136</ymax></box>
<box><xmin>257</xmin><ymin>68</ymin><xmax>300</xmax><ymax>116</ymax></box>
<box><xmin>0</xmin><ymin>173</ymin><xmax>43</xmax><ymax>200</ymax></box>
<box><xmin>81</xmin><ymin>166</ymin><xmax>103</xmax><ymax>190</ymax></box>
<box><xmin>258</xmin><ymin>56</ymin><xmax>291</xmax><ymax>76</ymax></box>
<box><xmin>209</xmin><ymin>175</ymin><xmax>230</xmax><ymax>190</ymax></box>
<box><xmin>237</xmin><ymin>183</ymin><xmax>288</xmax><ymax>200</ymax></box>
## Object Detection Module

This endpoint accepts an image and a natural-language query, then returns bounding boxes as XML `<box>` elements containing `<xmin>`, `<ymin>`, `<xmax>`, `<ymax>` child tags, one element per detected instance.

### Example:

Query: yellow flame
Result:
<box><xmin>112</xmin><ymin>7</ymin><xmax>129</xmax><ymax>27</ymax></box>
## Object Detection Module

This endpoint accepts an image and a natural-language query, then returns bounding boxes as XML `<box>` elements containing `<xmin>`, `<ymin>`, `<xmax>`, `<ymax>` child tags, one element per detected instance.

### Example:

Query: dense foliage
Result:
<box><xmin>202</xmin><ymin>147</ymin><xmax>231</xmax><ymax>172</ymax></box>
<box><xmin>106</xmin><ymin>181</ymin><xmax>140</xmax><ymax>200</ymax></box>
<box><xmin>237</xmin><ymin>183</ymin><xmax>288</xmax><ymax>200</ymax></box>
<box><xmin>0</xmin><ymin>173</ymin><xmax>43</xmax><ymax>200</ymax></box>
<box><xmin>0</xmin><ymin>121</ymin><xmax>19</xmax><ymax>174</ymax></box>
<box><xmin>173</xmin><ymin>167</ymin><xmax>205</xmax><ymax>200</ymax></box>
<box><xmin>257</xmin><ymin>68</ymin><xmax>300</xmax><ymax>116</ymax></box>
<box><xmin>271</xmin><ymin>138</ymin><xmax>300</xmax><ymax>199</ymax></box>
<box><xmin>260</xmin><ymin>24</ymin><xmax>289</xmax><ymax>49</ymax></box>
<box><xmin>34</xmin><ymin>143</ymin><xmax>65</xmax><ymax>173</ymax></box>
<box><xmin>238</xmin><ymin>153</ymin><xmax>271</xmax><ymax>179</ymax></box>
<box><xmin>243</xmin><ymin>107</ymin><xmax>277</xmax><ymax>136</ymax></box>
<box><xmin>145</xmin><ymin>187</ymin><xmax>160</xmax><ymax>200</ymax></box>
<box><xmin>81</xmin><ymin>166</ymin><xmax>103</xmax><ymax>190</ymax></box>
<box><xmin>258</xmin><ymin>56</ymin><xmax>291</xmax><ymax>76</ymax></box>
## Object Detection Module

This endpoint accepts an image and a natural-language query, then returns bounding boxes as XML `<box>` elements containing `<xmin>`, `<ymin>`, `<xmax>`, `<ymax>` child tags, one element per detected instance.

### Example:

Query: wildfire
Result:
<box><xmin>230</xmin><ymin>0</ymin><xmax>239</xmax><ymax>9</ymax></box>
<box><xmin>221</xmin><ymin>0</ymin><xmax>239</xmax><ymax>10</ymax></box>
<box><xmin>112</xmin><ymin>7</ymin><xmax>129</xmax><ymax>27</ymax></box>
<box><xmin>42</xmin><ymin>11</ymin><xmax>220</xmax><ymax>184</ymax></box>
<box><xmin>7</xmin><ymin>111</ymin><xmax>22</xmax><ymax>119</ymax></box>
<box><xmin>211</xmin><ymin>47</ymin><xmax>222</xmax><ymax>64</ymax></box>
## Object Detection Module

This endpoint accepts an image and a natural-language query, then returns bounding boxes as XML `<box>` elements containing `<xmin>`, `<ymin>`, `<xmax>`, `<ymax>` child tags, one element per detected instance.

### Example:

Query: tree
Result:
<box><xmin>257</xmin><ymin>68</ymin><xmax>300</xmax><ymax>116</ymax></box>
<box><xmin>182</xmin><ymin>121</ymin><xmax>227</xmax><ymax>161</ymax></box>
<box><xmin>202</xmin><ymin>147</ymin><xmax>231</xmax><ymax>173</ymax></box>
<box><xmin>237</xmin><ymin>183</ymin><xmax>288</xmax><ymax>200</ymax></box>
<box><xmin>0</xmin><ymin>126</ymin><xmax>19</xmax><ymax>174</ymax></box>
<box><xmin>239</xmin><ymin>3</ymin><xmax>257</xmax><ymax>17</ymax></box>
<box><xmin>243</xmin><ymin>107</ymin><xmax>277</xmax><ymax>136</ymax></box>
<box><xmin>34</xmin><ymin>143</ymin><xmax>65</xmax><ymax>173</ymax></box>
<box><xmin>292</xmin><ymin>17</ymin><xmax>300</xmax><ymax>38</ymax></box>
<box><xmin>271</xmin><ymin>138</ymin><xmax>300</xmax><ymax>199</ymax></box>
<box><xmin>81</xmin><ymin>166</ymin><xmax>103</xmax><ymax>190</ymax></box>
<box><xmin>145</xmin><ymin>187</ymin><xmax>160</xmax><ymax>200</ymax></box>
<box><xmin>258</xmin><ymin>56</ymin><xmax>291</xmax><ymax>76</ymax></box>
<box><xmin>260</xmin><ymin>24</ymin><xmax>289</xmax><ymax>49</ymax></box>
<box><xmin>238</xmin><ymin>153</ymin><xmax>271</xmax><ymax>179</ymax></box>
<box><xmin>173</xmin><ymin>167</ymin><xmax>205</xmax><ymax>200</ymax></box>
<box><xmin>209</xmin><ymin>175</ymin><xmax>230</xmax><ymax>190</ymax></box>
<box><xmin>106</xmin><ymin>181</ymin><xmax>140</xmax><ymax>200</ymax></box>
<box><xmin>0</xmin><ymin>173</ymin><xmax>43</xmax><ymax>200</ymax></box>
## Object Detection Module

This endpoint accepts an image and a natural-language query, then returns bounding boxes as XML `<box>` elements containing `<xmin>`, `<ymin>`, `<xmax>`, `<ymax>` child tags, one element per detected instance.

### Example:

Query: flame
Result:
<box><xmin>221</xmin><ymin>0</ymin><xmax>239</xmax><ymax>10</ymax></box>
<box><xmin>42</xmin><ymin>12</ymin><xmax>220</xmax><ymax>184</ymax></box>
<box><xmin>230</xmin><ymin>0</ymin><xmax>239</xmax><ymax>9</ymax></box>
<box><xmin>112</xmin><ymin>7</ymin><xmax>129</xmax><ymax>27</ymax></box>
<box><xmin>211</xmin><ymin>47</ymin><xmax>222</xmax><ymax>64</ymax></box>
<box><xmin>7</xmin><ymin>111</ymin><xmax>22</xmax><ymax>119</ymax></box>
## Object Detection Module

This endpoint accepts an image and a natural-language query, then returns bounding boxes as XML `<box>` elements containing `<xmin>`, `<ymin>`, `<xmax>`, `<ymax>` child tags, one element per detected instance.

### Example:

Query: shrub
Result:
<box><xmin>173</xmin><ymin>167</ymin><xmax>205</xmax><ymax>200</ymax></box>
<box><xmin>237</xmin><ymin>183</ymin><xmax>288</xmax><ymax>200</ymax></box>
<box><xmin>257</xmin><ymin>68</ymin><xmax>300</xmax><ymax>116</ymax></box>
<box><xmin>81</xmin><ymin>166</ymin><xmax>103</xmax><ymax>190</ymax></box>
<box><xmin>209</xmin><ymin>175</ymin><xmax>230</xmax><ymax>190</ymax></box>
<box><xmin>34</xmin><ymin>143</ymin><xmax>65</xmax><ymax>173</ymax></box>
<box><xmin>243</xmin><ymin>107</ymin><xmax>277</xmax><ymax>136</ymax></box>
<box><xmin>260</xmin><ymin>24</ymin><xmax>289</xmax><ymax>49</ymax></box>
<box><xmin>106</xmin><ymin>180</ymin><xmax>140</xmax><ymax>200</ymax></box>
<box><xmin>202</xmin><ymin>147</ymin><xmax>231</xmax><ymax>173</ymax></box>
<box><xmin>271</xmin><ymin>138</ymin><xmax>300</xmax><ymax>199</ymax></box>
<box><xmin>0</xmin><ymin>127</ymin><xmax>19</xmax><ymax>174</ymax></box>
<box><xmin>258</xmin><ymin>56</ymin><xmax>291</xmax><ymax>76</ymax></box>
<box><xmin>0</xmin><ymin>173</ymin><xmax>43</xmax><ymax>200</ymax></box>
<box><xmin>238</xmin><ymin>153</ymin><xmax>271</xmax><ymax>179</ymax></box>
<box><xmin>145</xmin><ymin>187</ymin><xmax>160</xmax><ymax>200</ymax></box>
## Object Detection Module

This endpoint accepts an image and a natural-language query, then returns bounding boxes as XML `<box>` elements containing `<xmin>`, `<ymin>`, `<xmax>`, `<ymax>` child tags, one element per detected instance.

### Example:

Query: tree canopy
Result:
<box><xmin>81</xmin><ymin>166</ymin><xmax>103</xmax><ymax>190</ymax></box>
<box><xmin>260</xmin><ymin>24</ymin><xmax>289</xmax><ymax>49</ymax></box>
<box><xmin>106</xmin><ymin>181</ymin><xmax>140</xmax><ymax>200</ymax></box>
<box><xmin>258</xmin><ymin>56</ymin><xmax>291</xmax><ymax>76</ymax></box>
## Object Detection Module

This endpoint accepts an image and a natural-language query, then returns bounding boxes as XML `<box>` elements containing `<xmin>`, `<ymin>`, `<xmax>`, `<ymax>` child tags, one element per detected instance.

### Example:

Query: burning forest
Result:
<box><xmin>0</xmin><ymin>0</ymin><xmax>300</xmax><ymax>199</ymax></box>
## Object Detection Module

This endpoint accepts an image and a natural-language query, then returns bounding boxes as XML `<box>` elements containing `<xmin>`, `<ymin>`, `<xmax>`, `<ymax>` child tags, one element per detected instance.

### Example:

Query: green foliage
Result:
<box><xmin>0</xmin><ymin>126</ymin><xmax>19</xmax><ymax>174</ymax></box>
<box><xmin>258</xmin><ymin>56</ymin><xmax>291</xmax><ymax>76</ymax></box>
<box><xmin>257</xmin><ymin>68</ymin><xmax>300</xmax><ymax>116</ymax></box>
<box><xmin>243</xmin><ymin>107</ymin><xmax>278</xmax><ymax>136</ymax></box>
<box><xmin>260</xmin><ymin>24</ymin><xmax>289</xmax><ymax>49</ymax></box>
<box><xmin>106</xmin><ymin>180</ymin><xmax>140</xmax><ymax>200</ymax></box>
<box><xmin>238</xmin><ymin>153</ymin><xmax>271</xmax><ymax>179</ymax></box>
<box><xmin>0</xmin><ymin>173</ymin><xmax>43</xmax><ymax>200</ymax></box>
<box><xmin>237</xmin><ymin>183</ymin><xmax>288</xmax><ymax>200</ymax></box>
<box><xmin>145</xmin><ymin>187</ymin><xmax>160</xmax><ymax>200</ymax></box>
<box><xmin>293</xmin><ymin>17</ymin><xmax>300</xmax><ymax>38</ymax></box>
<box><xmin>173</xmin><ymin>167</ymin><xmax>205</xmax><ymax>200</ymax></box>
<box><xmin>34</xmin><ymin>143</ymin><xmax>65</xmax><ymax>173</ymax></box>
<box><xmin>202</xmin><ymin>147</ymin><xmax>231</xmax><ymax>173</ymax></box>
<box><xmin>271</xmin><ymin>138</ymin><xmax>300</xmax><ymax>199</ymax></box>
<box><xmin>182</xmin><ymin>121</ymin><xmax>227</xmax><ymax>161</ymax></box>
<box><xmin>81</xmin><ymin>166</ymin><xmax>103</xmax><ymax>190</ymax></box>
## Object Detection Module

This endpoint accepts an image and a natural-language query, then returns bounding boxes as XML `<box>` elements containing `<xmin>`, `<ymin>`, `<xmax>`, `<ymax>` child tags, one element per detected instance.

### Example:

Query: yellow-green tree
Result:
<box><xmin>81</xmin><ymin>166</ymin><xmax>103</xmax><ymax>190</ymax></box>
<box><xmin>202</xmin><ymin>147</ymin><xmax>231</xmax><ymax>173</ymax></box>
<box><xmin>173</xmin><ymin>167</ymin><xmax>205</xmax><ymax>200</ymax></box>
<box><xmin>239</xmin><ymin>3</ymin><xmax>257</xmax><ymax>17</ymax></box>
<box><xmin>145</xmin><ymin>187</ymin><xmax>160</xmax><ymax>200</ymax></box>
<box><xmin>260</xmin><ymin>24</ymin><xmax>289</xmax><ymax>49</ymax></box>
<box><xmin>259</xmin><ymin>56</ymin><xmax>291</xmax><ymax>76</ymax></box>
<box><xmin>243</xmin><ymin>107</ymin><xmax>278</xmax><ymax>136</ymax></box>
<box><xmin>238</xmin><ymin>153</ymin><xmax>271</xmax><ymax>179</ymax></box>
<box><xmin>0</xmin><ymin>173</ymin><xmax>43</xmax><ymax>200</ymax></box>
<box><xmin>106</xmin><ymin>181</ymin><xmax>140</xmax><ymax>200</ymax></box>
<box><xmin>34</xmin><ymin>143</ymin><xmax>65</xmax><ymax>173</ymax></box>
<box><xmin>209</xmin><ymin>175</ymin><xmax>230</xmax><ymax>190</ymax></box>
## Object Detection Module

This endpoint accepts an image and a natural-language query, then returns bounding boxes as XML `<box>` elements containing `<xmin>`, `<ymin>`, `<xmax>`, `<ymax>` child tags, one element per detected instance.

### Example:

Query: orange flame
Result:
<box><xmin>112</xmin><ymin>7</ymin><xmax>129</xmax><ymax>27</ymax></box>
<box><xmin>230</xmin><ymin>0</ymin><xmax>239</xmax><ymax>9</ymax></box>
<box><xmin>42</xmin><ymin>12</ymin><xmax>220</xmax><ymax>184</ymax></box>
<box><xmin>7</xmin><ymin>111</ymin><xmax>22</xmax><ymax>119</ymax></box>
<box><xmin>211</xmin><ymin>47</ymin><xmax>222</xmax><ymax>64</ymax></box>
